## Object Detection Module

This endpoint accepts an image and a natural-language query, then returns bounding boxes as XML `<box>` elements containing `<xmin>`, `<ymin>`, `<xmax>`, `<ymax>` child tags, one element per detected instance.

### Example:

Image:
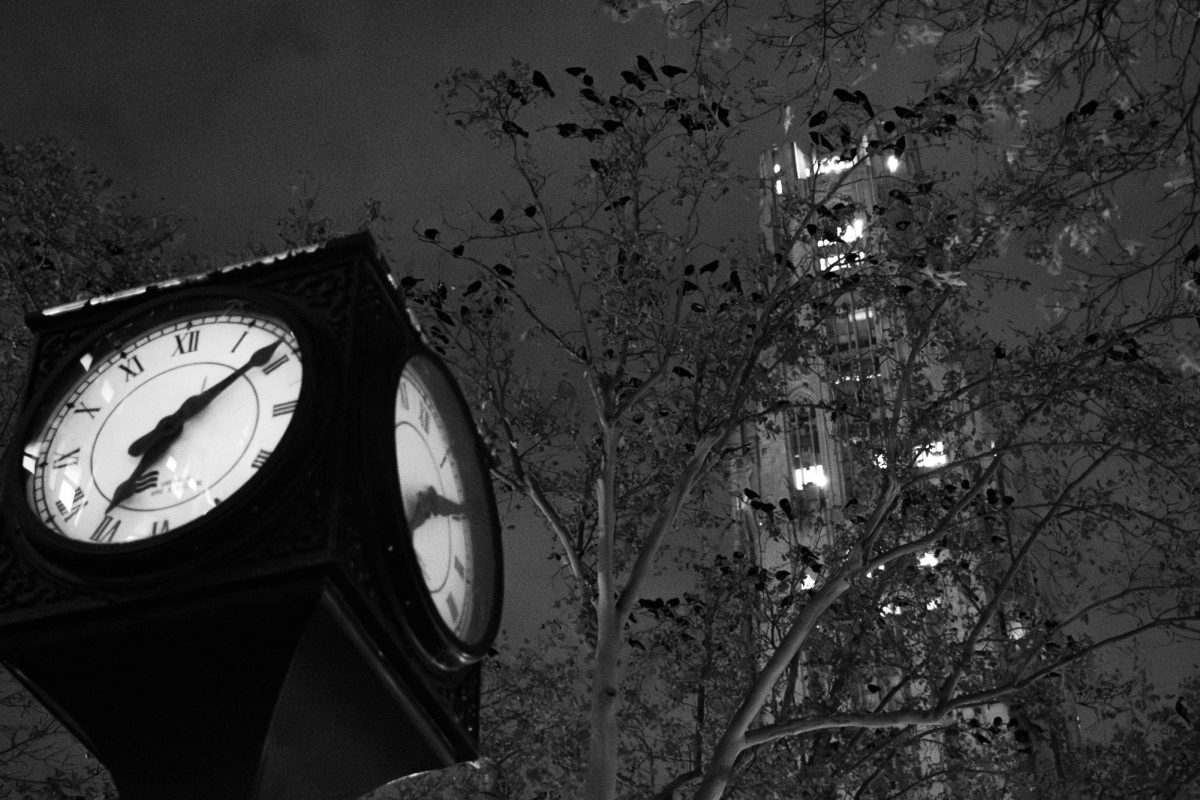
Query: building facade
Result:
<box><xmin>743</xmin><ymin>130</ymin><xmax>933</xmax><ymax>568</ymax></box>
<box><xmin>736</xmin><ymin>131</ymin><xmax>1067</xmax><ymax>797</ymax></box>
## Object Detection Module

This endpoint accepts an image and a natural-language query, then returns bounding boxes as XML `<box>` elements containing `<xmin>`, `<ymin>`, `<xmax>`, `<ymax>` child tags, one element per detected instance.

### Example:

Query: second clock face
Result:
<box><xmin>22</xmin><ymin>308</ymin><xmax>304</xmax><ymax>545</ymax></box>
<box><xmin>393</xmin><ymin>353</ymin><xmax>498</xmax><ymax>651</ymax></box>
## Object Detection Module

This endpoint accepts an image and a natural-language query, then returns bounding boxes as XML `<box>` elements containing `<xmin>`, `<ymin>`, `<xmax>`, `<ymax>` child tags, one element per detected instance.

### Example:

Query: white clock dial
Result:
<box><xmin>394</xmin><ymin>361</ymin><xmax>474</xmax><ymax>638</ymax></box>
<box><xmin>393</xmin><ymin>352</ymin><xmax>500</xmax><ymax>652</ymax></box>
<box><xmin>23</xmin><ymin>308</ymin><xmax>303</xmax><ymax>544</ymax></box>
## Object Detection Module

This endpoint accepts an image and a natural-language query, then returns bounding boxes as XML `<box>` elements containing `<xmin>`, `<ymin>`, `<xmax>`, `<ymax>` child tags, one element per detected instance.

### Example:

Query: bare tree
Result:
<box><xmin>409</xmin><ymin>1</ymin><xmax>1200</xmax><ymax>797</ymax></box>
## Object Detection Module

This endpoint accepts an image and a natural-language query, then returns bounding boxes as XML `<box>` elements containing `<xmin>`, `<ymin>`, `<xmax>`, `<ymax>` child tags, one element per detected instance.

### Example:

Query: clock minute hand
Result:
<box><xmin>127</xmin><ymin>340</ymin><xmax>283</xmax><ymax>457</ymax></box>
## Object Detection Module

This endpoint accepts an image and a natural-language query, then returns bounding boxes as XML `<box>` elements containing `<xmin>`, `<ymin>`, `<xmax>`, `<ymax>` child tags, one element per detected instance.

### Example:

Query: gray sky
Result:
<box><xmin>0</xmin><ymin>1</ymin><xmax>684</xmax><ymax>262</ymax></box>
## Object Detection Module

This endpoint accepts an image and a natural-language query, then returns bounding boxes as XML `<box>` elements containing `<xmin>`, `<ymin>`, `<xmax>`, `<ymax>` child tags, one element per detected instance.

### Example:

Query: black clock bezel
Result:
<box><xmin>369</xmin><ymin>346</ymin><xmax>503</xmax><ymax>674</ymax></box>
<box><xmin>4</xmin><ymin>287</ymin><xmax>330</xmax><ymax>579</ymax></box>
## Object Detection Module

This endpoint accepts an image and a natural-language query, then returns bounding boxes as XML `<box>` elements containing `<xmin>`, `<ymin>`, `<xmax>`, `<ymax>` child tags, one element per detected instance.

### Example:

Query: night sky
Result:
<box><xmin>0</xmin><ymin>2</ymin><xmax>684</xmax><ymax>262</ymax></box>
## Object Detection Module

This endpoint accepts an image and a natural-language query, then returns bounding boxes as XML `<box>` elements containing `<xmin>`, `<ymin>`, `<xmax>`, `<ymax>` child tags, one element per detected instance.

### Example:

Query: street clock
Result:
<box><xmin>0</xmin><ymin>234</ymin><xmax>502</xmax><ymax>800</ymax></box>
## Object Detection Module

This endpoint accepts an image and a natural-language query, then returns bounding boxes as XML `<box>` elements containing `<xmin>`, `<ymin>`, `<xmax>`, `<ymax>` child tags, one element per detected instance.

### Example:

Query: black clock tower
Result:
<box><xmin>0</xmin><ymin>234</ymin><xmax>503</xmax><ymax>800</ymax></box>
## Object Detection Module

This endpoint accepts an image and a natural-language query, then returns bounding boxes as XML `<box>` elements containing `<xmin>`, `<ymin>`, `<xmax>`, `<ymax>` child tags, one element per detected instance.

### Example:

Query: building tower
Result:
<box><xmin>743</xmin><ymin>131</ymin><xmax>931</xmax><ymax>565</ymax></box>
<box><xmin>739</xmin><ymin>131</ymin><xmax>1029</xmax><ymax>797</ymax></box>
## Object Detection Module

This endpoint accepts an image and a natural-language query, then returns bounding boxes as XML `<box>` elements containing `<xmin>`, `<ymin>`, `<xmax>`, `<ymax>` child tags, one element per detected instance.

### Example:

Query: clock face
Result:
<box><xmin>22</xmin><ymin>307</ymin><xmax>304</xmax><ymax>545</ymax></box>
<box><xmin>393</xmin><ymin>353</ymin><xmax>498</xmax><ymax>652</ymax></box>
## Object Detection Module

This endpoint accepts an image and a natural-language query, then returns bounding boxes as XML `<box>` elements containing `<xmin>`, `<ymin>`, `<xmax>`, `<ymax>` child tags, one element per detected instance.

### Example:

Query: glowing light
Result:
<box><xmin>799</xmin><ymin>572</ymin><xmax>817</xmax><ymax>590</ymax></box>
<box><xmin>835</xmin><ymin>370</ymin><xmax>880</xmax><ymax>386</ymax></box>
<box><xmin>775</xmin><ymin>179</ymin><xmax>784</xmax><ymax>195</ymax></box>
<box><xmin>886</xmin><ymin>154</ymin><xmax>901</xmax><ymax>173</ymax></box>
<box><xmin>915</xmin><ymin>441</ymin><xmax>947</xmax><ymax>468</ymax></box>
<box><xmin>815</xmin><ymin>155</ymin><xmax>856</xmax><ymax>174</ymax></box>
<box><xmin>881</xmin><ymin>602</ymin><xmax>902</xmax><ymax>616</ymax></box>
<box><xmin>794</xmin><ymin>464</ymin><xmax>829</xmax><ymax>489</ymax></box>
<box><xmin>926</xmin><ymin>597</ymin><xmax>942</xmax><ymax>611</ymax></box>
<box><xmin>62</xmin><ymin>465</ymin><xmax>80</xmax><ymax>487</ymax></box>
<box><xmin>918</xmin><ymin>551</ymin><xmax>940</xmax><ymax>568</ymax></box>
<box><xmin>79</xmin><ymin>352</ymin><xmax>94</xmax><ymax>372</ymax></box>
<box><xmin>22</xmin><ymin>442</ymin><xmax>43</xmax><ymax>474</ymax></box>
<box><xmin>793</xmin><ymin>142</ymin><xmax>810</xmax><ymax>179</ymax></box>
<box><xmin>817</xmin><ymin>254</ymin><xmax>846</xmax><ymax>272</ymax></box>
<box><xmin>840</xmin><ymin>216</ymin><xmax>866</xmax><ymax>243</ymax></box>
<box><xmin>57</xmin><ymin>479</ymin><xmax>78</xmax><ymax>509</ymax></box>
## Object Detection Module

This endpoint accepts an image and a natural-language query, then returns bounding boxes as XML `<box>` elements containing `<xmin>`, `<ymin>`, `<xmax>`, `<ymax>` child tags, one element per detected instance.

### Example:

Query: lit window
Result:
<box><xmin>817</xmin><ymin>254</ymin><xmax>847</xmax><ymax>272</ymax></box>
<box><xmin>815</xmin><ymin>155</ymin><xmax>856</xmax><ymax>174</ymax></box>
<box><xmin>793</xmin><ymin>142</ymin><xmax>810</xmax><ymax>179</ymax></box>
<box><xmin>794</xmin><ymin>464</ymin><xmax>829</xmax><ymax>489</ymax></box>
<box><xmin>834</xmin><ymin>365</ymin><xmax>880</xmax><ymax>384</ymax></box>
<box><xmin>775</xmin><ymin>179</ymin><xmax>784</xmax><ymax>195</ymax></box>
<box><xmin>840</xmin><ymin>215</ymin><xmax>866</xmax><ymax>243</ymax></box>
<box><xmin>915</xmin><ymin>441</ymin><xmax>948</xmax><ymax>468</ymax></box>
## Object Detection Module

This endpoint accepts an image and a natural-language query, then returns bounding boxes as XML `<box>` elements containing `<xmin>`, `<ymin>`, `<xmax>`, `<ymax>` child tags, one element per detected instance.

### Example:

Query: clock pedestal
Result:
<box><xmin>2</xmin><ymin>572</ymin><xmax>471</xmax><ymax>800</ymax></box>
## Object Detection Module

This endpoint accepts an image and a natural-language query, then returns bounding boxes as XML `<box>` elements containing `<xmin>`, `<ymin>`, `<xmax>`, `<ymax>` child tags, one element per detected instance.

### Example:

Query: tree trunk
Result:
<box><xmin>584</xmin><ymin>608</ymin><xmax>622</xmax><ymax>800</ymax></box>
<box><xmin>585</xmin><ymin>424</ymin><xmax>622</xmax><ymax>800</ymax></box>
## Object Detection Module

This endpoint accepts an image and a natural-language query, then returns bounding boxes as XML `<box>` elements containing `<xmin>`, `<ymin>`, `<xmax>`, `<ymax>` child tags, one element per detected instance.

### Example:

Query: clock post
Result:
<box><xmin>0</xmin><ymin>234</ymin><xmax>503</xmax><ymax>800</ymax></box>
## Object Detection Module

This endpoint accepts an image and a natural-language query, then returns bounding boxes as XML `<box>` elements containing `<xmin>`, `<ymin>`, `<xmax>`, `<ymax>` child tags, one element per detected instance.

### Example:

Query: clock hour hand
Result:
<box><xmin>107</xmin><ymin>425</ymin><xmax>180</xmax><ymax>512</ymax></box>
<box><xmin>407</xmin><ymin>487</ymin><xmax>466</xmax><ymax>530</ymax></box>
<box><xmin>127</xmin><ymin>340</ymin><xmax>283</xmax><ymax>457</ymax></box>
